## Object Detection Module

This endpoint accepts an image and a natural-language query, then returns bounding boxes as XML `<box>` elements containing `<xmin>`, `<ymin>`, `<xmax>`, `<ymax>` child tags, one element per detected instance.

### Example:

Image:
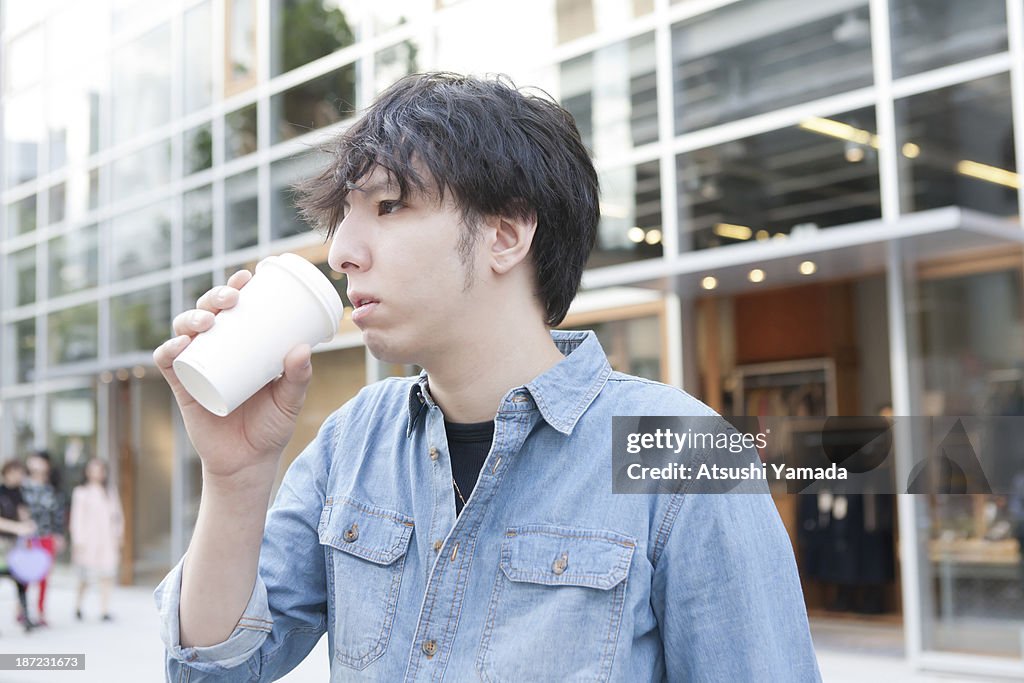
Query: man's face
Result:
<box><xmin>328</xmin><ymin>166</ymin><xmax>485</xmax><ymax>366</ymax></box>
<box><xmin>2</xmin><ymin>467</ymin><xmax>24</xmax><ymax>487</ymax></box>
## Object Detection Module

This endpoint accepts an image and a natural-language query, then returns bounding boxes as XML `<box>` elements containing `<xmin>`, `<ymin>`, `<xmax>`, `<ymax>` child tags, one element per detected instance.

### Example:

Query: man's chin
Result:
<box><xmin>362</xmin><ymin>330</ymin><xmax>416</xmax><ymax>366</ymax></box>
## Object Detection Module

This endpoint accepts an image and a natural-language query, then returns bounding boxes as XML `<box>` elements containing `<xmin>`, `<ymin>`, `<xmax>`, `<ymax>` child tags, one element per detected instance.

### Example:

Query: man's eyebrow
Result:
<box><xmin>344</xmin><ymin>180</ymin><xmax>398</xmax><ymax>195</ymax></box>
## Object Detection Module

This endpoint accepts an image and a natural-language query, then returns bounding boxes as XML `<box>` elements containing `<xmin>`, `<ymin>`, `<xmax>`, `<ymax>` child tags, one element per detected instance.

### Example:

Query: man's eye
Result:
<box><xmin>377</xmin><ymin>200</ymin><xmax>402</xmax><ymax>216</ymax></box>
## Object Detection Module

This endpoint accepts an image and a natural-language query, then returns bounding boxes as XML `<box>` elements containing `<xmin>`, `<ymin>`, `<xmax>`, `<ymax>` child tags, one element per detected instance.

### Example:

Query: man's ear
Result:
<box><xmin>487</xmin><ymin>211</ymin><xmax>537</xmax><ymax>275</ymax></box>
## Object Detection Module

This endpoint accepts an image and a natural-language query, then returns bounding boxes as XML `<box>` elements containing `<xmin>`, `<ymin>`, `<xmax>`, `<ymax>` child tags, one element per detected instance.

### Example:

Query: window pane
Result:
<box><xmin>890</xmin><ymin>0</ymin><xmax>1007</xmax><ymax>79</ymax></box>
<box><xmin>7</xmin><ymin>194</ymin><xmax>37</xmax><ymax>236</ymax></box>
<box><xmin>111</xmin><ymin>201</ymin><xmax>173</xmax><ymax>279</ymax></box>
<box><xmin>112</xmin><ymin>23</ymin><xmax>171</xmax><ymax>145</ymax></box>
<box><xmin>111</xmin><ymin>286</ymin><xmax>171</xmax><ymax>354</ymax></box>
<box><xmin>587</xmin><ymin>314</ymin><xmax>661</xmax><ymax>380</ymax></box>
<box><xmin>677</xmin><ymin>107</ymin><xmax>881</xmax><ymax>251</ymax></box>
<box><xmin>46</xmin><ymin>387</ymin><xmax>97</xmax><ymax>484</ymax></box>
<box><xmin>184</xmin><ymin>123</ymin><xmax>213</xmax><ymax>175</ymax></box>
<box><xmin>895</xmin><ymin>74</ymin><xmax>1016</xmax><ymax>219</ymax></box>
<box><xmin>4</xmin><ymin>25</ymin><xmax>43</xmax><ymax>93</ymax></box>
<box><xmin>271</xmin><ymin>64</ymin><xmax>357</xmax><ymax>143</ymax></box>
<box><xmin>49</xmin><ymin>225</ymin><xmax>100</xmax><ymax>297</ymax></box>
<box><xmin>1</xmin><ymin>397</ymin><xmax>34</xmax><ymax>457</ymax></box>
<box><xmin>589</xmin><ymin>160</ymin><xmax>662</xmax><ymax>269</ymax></box>
<box><xmin>48</xmin><ymin>303</ymin><xmax>98</xmax><ymax>364</ymax></box>
<box><xmin>4</xmin><ymin>88</ymin><xmax>42</xmax><ymax>188</ymax></box>
<box><xmin>270</xmin><ymin>0</ymin><xmax>359</xmax><ymax>77</ymax></box>
<box><xmin>8</xmin><ymin>319</ymin><xmax>37</xmax><ymax>384</ymax></box>
<box><xmin>271</xmin><ymin>153</ymin><xmax>324</xmax><ymax>239</ymax></box>
<box><xmin>6</xmin><ymin>247</ymin><xmax>36</xmax><ymax>307</ymax></box>
<box><xmin>227</xmin><ymin>0</ymin><xmax>258</xmax><ymax>95</ymax></box>
<box><xmin>555</xmin><ymin>0</ymin><xmax>653</xmax><ymax>45</ymax></box>
<box><xmin>374</xmin><ymin>40</ymin><xmax>420</xmax><ymax>95</ymax></box>
<box><xmin>112</xmin><ymin>139</ymin><xmax>172</xmax><ymax>199</ymax></box>
<box><xmin>226</xmin><ymin>170</ymin><xmax>259</xmax><ymax>251</ymax></box>
<box><xmin>184</xmin><ymin>1</ymin><xmax>214</xmax><ymax>113</ymax></box>
<box><xmin>184</xmin><ymin>185</ymin><xmax>214</xmax><ymax>262</ymax></box>
<box><xmin>561</xmin><ymin>32</ymin><xmax>656</xmax><ymax>158</ymax></box>
<box><xmin>672</xmin><ymin>0</ymin><xmax>873</xmax><ymax>134</ymax></box>
<box><xmin>371</xmin><ymin>0</ymin><xmax>428</xmax><ymax>36</ymax></box>
<box><xmin>48</xmin><ymin>182</ymin><xmax>66</xmax><ymax>225</ymax></box>
<box><xmin>225</xmin><ymin>104</ymin><xmax>258</xmax><ymax>161</ymax></box>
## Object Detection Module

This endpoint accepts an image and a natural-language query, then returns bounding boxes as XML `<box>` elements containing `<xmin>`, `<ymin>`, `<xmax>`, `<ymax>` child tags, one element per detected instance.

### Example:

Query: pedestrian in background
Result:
<box><xmin>22</xmin><ymin>451</ymin><xmax>66</xmax><ymax>627</ymax></box>
<box><xmin>69</xmin><ymin>458</ymin><xmax>123</xmax><ymax>622</ymax></box>
<box><xmin>0</xmin><ymin>459</ymin><xmax>38</xmax><ymax>632</ymax></box>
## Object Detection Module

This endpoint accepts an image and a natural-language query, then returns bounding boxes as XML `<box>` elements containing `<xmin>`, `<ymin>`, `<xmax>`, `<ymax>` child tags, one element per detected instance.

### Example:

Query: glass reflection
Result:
<box><xmin>271</xmin><ymin>153</ymin><xmax>324</xmax><ymax>239</ymax></box>
<box><xmin>7</xmin><ymin>247</ymin><xmax>36</xmax><ymax>308</ymax></box>
<box><xmin>112</xmin><ymin>140</ymin><xmax>172</xmax><ymax>200</ymax></box>
<box><xmin>271</xmin><ymin>64</ymin><xmax>357</xmax><ymax>143</ymax></box>
<box><xmin>111</xmin><ymin>286</ymin><xmax>171</xmax><ymax>354</ymax></box>
<box><xmin>227</xmin><ymin>0</ymin><xmax>258</xmax><ymax>95</ymax></box>
<box><xmin>111</xmin><ymin>201</ymin><xmax>173</xmax><ymax>279</ymax></box>
<box><xmin>7</xmin><ymin>195</ymin><xmax>37</xmax><ymax>236</ymax></box>
<box><xmin>184</xmin><ymin>1</ymin><xmax>214</xmax><ymax>114</ymax></box>
<box><xmin>375</xmin><ymin>41</ymin><xmax>419</xmax><ymax>95</ymax></box>
<box><xmin>49</xmin><ymin>225</ymin><xmax>100</xmax><ymax>297</ymax></box>
<box><xmin>896</xmin><ymin>74</ymin><xmax>1016</xmax><ymax>219</ymax></box>
<box><xmin>48</xmin><ymin>303</ymin><xmax>99</xmax><ymax>364</ymax></box>
<box><xmin>271</xmin><ymin>0</ymin><xmax>359</xmax><ymax>77</ymax></box>
<box><xmin>184</xmin><ymin>186</ymin><xmax>214</xmax><ymax>262</ymax></box>
<box><xmin>589</xmin><ymin>160</ymin><xmax>662</xmax><ymax>269</ymax></box>
<box><xmin>226</xmin><ymin>170</ymin><xmax>259</xmax><ymax>251</ymax></box>
<box><xmin>48</xmin><ymin>183</ymin><xmax>66</xmax><ymax>225</ymax></box>
<box><xmin>555</xmin><ymin>0</ymin><xmax>653</xmax><ymax>44</ymax></box>
<box><xmin>226</xmin><ymin>104</ymin><xmax>258</xmax><ymax>161</ymax></box>
<box><xmin>677</xmin><ymin>108</ymin><xmax>881</xmax><ymax>251</ymax></box>
<box><xmin>184</xmin><ymin>273</ymin><xmax>215</xmax><ymax>309</ymax></box>
<box><xmin>112</xmin><ymin>23</ymin><xmax>171</xmax><ymax>145</ymax></box>
<box><xmin>561</xmin><ymin>32</ymin><xmax>656</xmax><ymax>158</ymax></box>
<box><xmin>4</xmin><ymin>88</ymin><xmax>42</xmax><ymax>188</ymax></box>
<box><xmin>672</xmin><ymin>0</ymin><xmax>873</xmax><ymax>134</ymax></box>
<box><xmin>184</xmin><ymin>123</ymin><xmax>213</xmax><ymax>175</ymax></box>
<box><xmin>9</xmin><ymin>319</ymin><xmax>36</xmax><ymax>384</ymax></box>
<box><xmin>890</xmin><ymin>0</ymin><xmax>1007</xmax><ymax>78</ymax></box>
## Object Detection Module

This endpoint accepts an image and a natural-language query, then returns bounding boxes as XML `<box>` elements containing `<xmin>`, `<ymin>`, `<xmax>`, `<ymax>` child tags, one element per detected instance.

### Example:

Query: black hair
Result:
<box><xmin>30</xmin><ymin>449</ymin><xmax>62</xmax><ymax>491</ymax></box>
<box><xmin>295</xmin><ymin>72</ymin><xmax>600</xmax><ymax>327</ymax></box>
<box><xmin>1</xmin><ymin>459</ymin><xmax>25</xmax><ymax>477</ymax></box>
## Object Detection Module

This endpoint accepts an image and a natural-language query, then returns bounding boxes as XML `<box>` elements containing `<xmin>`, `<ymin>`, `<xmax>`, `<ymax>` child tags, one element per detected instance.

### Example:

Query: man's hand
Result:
<box><xmin>153</xmin><ymin>269</ymin><xmax>314</xmax><ymax>483</ymax></box>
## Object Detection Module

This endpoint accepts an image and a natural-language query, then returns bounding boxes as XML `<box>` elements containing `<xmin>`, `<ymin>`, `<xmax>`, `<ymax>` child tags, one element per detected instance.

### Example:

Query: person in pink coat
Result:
<box><xmin>69</xmin><ymin>458</ymin><xmax>124</xmax><ymax>622</ymax></box>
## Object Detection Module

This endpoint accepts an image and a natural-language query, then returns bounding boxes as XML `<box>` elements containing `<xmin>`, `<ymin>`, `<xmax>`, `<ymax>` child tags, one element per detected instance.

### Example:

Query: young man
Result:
<box><xmin>154</xmin><ymin>73</ymin><xmax>820</xmax><ymax>681</ymax></box>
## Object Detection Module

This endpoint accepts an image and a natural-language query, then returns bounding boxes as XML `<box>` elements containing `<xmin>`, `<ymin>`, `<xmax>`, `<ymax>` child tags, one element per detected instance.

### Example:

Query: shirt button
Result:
<box><xmin>429</xmin><ymin>447</ymin><xmax>439</xmax><ymax>461</ymax></box>
<box><xmin>343</xmin><ymin>524</ymin><xmax>359</xmax><ymax>543</ymax></box>
<box><xmin>552</xmin><ymin>553</ymin><xmax>568</xmax><ymax>575</ymax></box>
<box><xmin>432</xmin><ymin>539</ymin><xmax>443</xmax><ymax>552</ymax></box>
<box><xmin>422</xmin><ymin>639</ymin><xmax>438</xmax><ymax>657</ymax></box>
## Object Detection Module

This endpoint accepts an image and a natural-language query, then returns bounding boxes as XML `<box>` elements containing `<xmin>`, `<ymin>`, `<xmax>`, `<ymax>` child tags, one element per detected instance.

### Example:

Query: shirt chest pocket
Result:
<box><xmin>318</xmin><ymin>497</ymin><xmax>414</xmax><ymax>670</ymax></box>
<box><xmin>476</xmin><ymin>524</ymin><xmax>636</xmax><ymax>683</ymax></box>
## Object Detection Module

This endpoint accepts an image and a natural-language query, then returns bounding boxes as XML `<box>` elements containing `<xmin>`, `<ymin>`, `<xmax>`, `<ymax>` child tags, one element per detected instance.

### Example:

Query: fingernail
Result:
<box><xmin>190</xmin><ymin>310</ymin><xmax>209</xmax><ymax>326</ymax></box>
<box><xmin>302</xmin><ymin>358</ymin><xmax>312</xmax><ymax>369</ymax></box>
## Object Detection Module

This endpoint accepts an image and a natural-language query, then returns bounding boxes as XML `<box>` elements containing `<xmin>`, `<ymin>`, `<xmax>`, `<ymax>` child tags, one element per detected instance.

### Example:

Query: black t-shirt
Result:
<box><xmin>444</xmin><ymin>419</ymin><xmax>495</xmax><ymax>516</ymax></box>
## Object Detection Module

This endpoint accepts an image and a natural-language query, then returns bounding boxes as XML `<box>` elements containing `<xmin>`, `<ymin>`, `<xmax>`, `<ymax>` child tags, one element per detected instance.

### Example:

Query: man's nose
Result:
<box><xmin>327</xmin><ymin>214</ymin><xmax>370</xmax><ymax>274</ymax></box>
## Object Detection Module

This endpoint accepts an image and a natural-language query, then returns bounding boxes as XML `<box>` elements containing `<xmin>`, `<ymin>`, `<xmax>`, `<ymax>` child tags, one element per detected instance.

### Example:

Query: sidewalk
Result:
<box><xmin>0</xmin><ymin>567</ymin><xmax>1001</xmax><ymax>682</ymax></box>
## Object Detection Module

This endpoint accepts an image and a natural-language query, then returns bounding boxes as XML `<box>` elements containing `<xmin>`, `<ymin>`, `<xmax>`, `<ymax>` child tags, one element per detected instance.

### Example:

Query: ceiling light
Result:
<box><xmin>902</xmin><ymin>142</ymin><xmax>920</xmax><ymax>159</ymax></box>
<box><xmin>644</xmin><ymin>229</ymin><xmax>663</xmax><ymax>245</ymax></box>
<box><xmin>956</xmin><ymin>160</ymin><xmax>1020</xmax><ymax>189</ymax></box>
<box><xmin>799</xmin><ymin>260</ymin><xmax>817</xmax><ymax>275</ymax></box>
<box><xmin>713</xmin><ymin>223</ymin><xmax>753</xmax><ymax>240</ymax></box>
<box><xmin>627</xmin><ymin>227</ymin><xmax>646</xmax><ymax>243</ymax></box>
<box><xmin>132</xmin><ymin>366</ymin><xmax>146</xmax><ymax>378</ymax></box>
<box><xmin>755</xmin><ymin>229</ymin><xmax>770</xmax><ymax>241</ymax></box>
<box><xmin>844</xmin><ymin>145</ymin><xmax>865</xmax><ymax>163</ymax></box>
<box><xmin>701</xmin><ymin>276</ymin><xmax>718</xmax><ymax>290</ymax></box>
<box><xmin>799</xmin><ymin>117</ymin><xmax>879</xmax><ymax>148</ymax></box>
<box><xmin>748</xmin><ymin>268</ymin><xmax>765</xmax><ymax>283</ymax></box>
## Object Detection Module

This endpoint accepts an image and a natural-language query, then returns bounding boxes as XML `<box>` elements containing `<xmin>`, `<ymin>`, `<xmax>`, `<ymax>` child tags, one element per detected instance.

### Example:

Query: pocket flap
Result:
<box><xmin>318</xmin><ymin>497</ymin><xmax>414</xmax><ymax>565</ymax></box>
<box><xmin>500</xmin><ymin>525</ymin><xmax>635</xmax><ymax>590</ymax></box>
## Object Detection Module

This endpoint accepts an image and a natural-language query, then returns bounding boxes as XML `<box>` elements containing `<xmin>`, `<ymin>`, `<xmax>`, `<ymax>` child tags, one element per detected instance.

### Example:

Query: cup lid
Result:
<box><xmin>257</xmin><ymin>253</ymin><xmax>343</xmax><ymax>339</ymax></box>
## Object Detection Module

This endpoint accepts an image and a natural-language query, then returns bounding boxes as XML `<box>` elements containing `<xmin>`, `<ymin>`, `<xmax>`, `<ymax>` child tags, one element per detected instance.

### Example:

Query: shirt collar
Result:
<box><xmin>407</xmin><ymin>330</ymin><xmax>611</xmax><ymax>437</ymax></box>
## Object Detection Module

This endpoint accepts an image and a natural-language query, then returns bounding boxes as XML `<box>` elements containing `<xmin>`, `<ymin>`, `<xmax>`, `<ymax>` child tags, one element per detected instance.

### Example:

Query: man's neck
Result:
<box><xmin>422</xmin><ymin>326</ymin><xmax>566</xmax><ymax>424</ymax></box>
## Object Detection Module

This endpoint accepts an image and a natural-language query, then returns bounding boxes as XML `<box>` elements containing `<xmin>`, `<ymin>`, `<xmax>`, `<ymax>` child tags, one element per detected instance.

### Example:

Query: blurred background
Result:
<box><xmin>0</xmin><ymin>0</ymin><xmax>1023</xmax><ymax>679</ymax></box>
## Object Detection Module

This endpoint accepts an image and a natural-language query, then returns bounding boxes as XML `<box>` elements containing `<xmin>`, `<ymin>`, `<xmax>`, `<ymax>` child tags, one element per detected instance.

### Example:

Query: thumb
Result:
<box><xmin>271</xmin><ymin>344</ymin><xmax>313</xmax><ymax>416</ymax></box>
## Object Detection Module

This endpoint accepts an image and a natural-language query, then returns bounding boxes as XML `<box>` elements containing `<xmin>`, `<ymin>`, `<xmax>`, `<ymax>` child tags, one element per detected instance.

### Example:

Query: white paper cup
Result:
<box><xmin>172</xmin><ymin>253</ymin><xmax>343</xmax><ymax>416</ymax></box>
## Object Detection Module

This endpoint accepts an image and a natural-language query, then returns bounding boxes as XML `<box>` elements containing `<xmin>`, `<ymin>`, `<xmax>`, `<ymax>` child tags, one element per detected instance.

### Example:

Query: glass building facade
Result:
<box><xmin>2</xmin><ymin>0</ymin><xmax>1023</xmax><ymax>675</ymax></box>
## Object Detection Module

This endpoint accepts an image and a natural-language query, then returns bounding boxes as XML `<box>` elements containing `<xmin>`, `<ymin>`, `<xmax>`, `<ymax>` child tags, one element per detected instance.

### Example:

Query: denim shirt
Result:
<box><xmin>155</xmin><ymin>330</ymin><xmax>821</xmax><ymax>682</ymax></box>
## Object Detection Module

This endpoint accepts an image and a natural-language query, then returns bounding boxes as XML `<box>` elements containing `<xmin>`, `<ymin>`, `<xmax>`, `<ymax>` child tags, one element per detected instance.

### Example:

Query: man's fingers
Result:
<box><xmin>195</xmin><ymin>285</ymin><xmax>240</xmax><ymax>313</ymax></box>
<box><xmin>172</xmin><ymin>309</ymin><xmax>216</xmax><ymax>337</ymax></box>
<box><xmin>272</xmin><ymin>345</ymin><xmax>313</xmax><ymax>417</ymax></box>
<box><xmin>226</xmin><ymin>269</ymin><xmax>252</xmax><ymax>290</ymax></box>
<box><xmin>153</xmin><ymin>335</ymin><xmax>199</xmax><ymax>409</ymax></box>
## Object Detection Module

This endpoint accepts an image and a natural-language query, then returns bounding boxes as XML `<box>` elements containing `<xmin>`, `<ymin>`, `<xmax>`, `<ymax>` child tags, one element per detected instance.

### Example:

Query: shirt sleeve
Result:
<box><xmin>652</xmin><ymin>483</ymin><xmax>822</xmax><ymax>682</ymax></box>
<box><xmin>154</xmin><ymin>408</ymin><xmax>343</xmax><ymax>681</ymax></box>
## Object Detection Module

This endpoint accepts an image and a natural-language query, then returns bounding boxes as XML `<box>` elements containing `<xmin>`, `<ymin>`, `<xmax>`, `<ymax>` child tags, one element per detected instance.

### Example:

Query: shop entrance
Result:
<box><xmin>694</xmin><ymin>274</ymin><xmax>902</xmax><ymax>620</ymax></box>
